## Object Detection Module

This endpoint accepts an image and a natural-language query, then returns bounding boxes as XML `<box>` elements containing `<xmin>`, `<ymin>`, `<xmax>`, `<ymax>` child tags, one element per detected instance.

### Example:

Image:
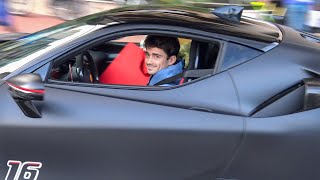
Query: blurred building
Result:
<box><xmin>0</xmin><ymin>0</ymin><xmax>319</xmax><ymax>36</ymax></box>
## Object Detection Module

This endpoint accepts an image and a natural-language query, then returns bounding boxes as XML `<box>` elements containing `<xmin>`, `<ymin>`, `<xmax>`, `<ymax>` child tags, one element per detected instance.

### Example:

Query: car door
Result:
<box><xmin>0</xmin><ymin>69</ymin><xmax>244</xmax><ymax>180</ymax></box>
<box><xmin>0</xmin><ymin>22</ymin><xmax>247</xmax><ymax>180</ymax></box>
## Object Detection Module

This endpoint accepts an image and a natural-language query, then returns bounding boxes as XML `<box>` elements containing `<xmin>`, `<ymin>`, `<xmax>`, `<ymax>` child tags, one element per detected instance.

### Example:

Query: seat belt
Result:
<box><xmin>154</xmin><ymin>69</ymin><xmax>214</xmax><ymax>86</ymax></box>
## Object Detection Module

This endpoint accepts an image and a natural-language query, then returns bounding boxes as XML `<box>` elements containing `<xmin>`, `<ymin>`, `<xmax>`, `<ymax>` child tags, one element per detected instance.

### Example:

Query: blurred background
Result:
<box><xmin>0</xmin><ymin>0</ymin><xmax>319</xmax><ymax>38</ymax></box>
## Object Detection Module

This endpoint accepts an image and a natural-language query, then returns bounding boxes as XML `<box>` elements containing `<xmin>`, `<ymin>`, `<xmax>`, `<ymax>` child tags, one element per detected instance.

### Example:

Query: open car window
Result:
<box><xmin>49</xmin><ymin>34</ymin><xmax>222</xmax><ymax>87</ymax></box>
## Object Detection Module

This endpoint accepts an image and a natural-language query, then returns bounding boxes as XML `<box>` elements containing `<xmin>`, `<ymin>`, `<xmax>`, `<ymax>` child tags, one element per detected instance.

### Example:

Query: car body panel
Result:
<box><xmin>46</xmin><ymin>71</ymin><xmax>240</xmax><ymax>116</ymax></box>
<box><xmin>0</xmin><ymin>82</ymin><xmax>244</xmax><ymax>180</ymax></box>
<box><xmin>223</xmin><ymin>109</ymin><xmax>320</xmax><ymax>180</ymax></box>
<box><xmin>228</xmin><ymin>25</ymin><xmax>320</xmax><ymax>116</ymax></box>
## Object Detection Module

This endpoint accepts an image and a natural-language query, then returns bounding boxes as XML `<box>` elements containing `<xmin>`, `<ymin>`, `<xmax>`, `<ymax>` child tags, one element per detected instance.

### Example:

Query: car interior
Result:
<box><xmin>49</xmin><ymin>34</ymin><xmax>220</xmax><ymax>86</ymax></box>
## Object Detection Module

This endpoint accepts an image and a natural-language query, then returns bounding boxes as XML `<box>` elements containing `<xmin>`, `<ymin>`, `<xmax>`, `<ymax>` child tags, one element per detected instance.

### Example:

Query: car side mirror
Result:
<box><xmin>7</xmin><ymin>73</ymin><xmax>45</xmax><ymax>118</ymax></box>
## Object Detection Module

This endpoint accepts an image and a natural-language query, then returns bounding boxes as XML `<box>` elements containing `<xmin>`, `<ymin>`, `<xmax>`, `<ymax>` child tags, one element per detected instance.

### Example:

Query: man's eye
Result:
<box><xmin>155</xmin><ymin>55</ymin><xmax>161</xmax><ymax>59</ymax></box>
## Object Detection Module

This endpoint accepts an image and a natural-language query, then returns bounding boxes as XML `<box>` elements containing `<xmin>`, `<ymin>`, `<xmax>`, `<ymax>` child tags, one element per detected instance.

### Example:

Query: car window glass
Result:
<box><xmin>33</xmin><ymin>62</ymin><xmax>51</xmax><ymax>81</ymax></box>
<box><xmin>219</xmin><ymin>42</ymin><xmax>263</xmax><ymax>71</ymax></box>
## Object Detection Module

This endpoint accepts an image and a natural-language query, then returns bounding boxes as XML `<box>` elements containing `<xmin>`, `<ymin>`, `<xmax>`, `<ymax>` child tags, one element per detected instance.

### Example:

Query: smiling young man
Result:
<box><xmin>144</xmin><ymin>35</ymin><xmax>184</xmax><ymax>86</ymax></box>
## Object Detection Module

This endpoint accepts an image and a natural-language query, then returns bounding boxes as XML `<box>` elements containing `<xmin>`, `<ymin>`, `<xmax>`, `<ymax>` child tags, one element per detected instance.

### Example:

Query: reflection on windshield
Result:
<box><xmin>0</xmin><ymin>14</ymin><xmax>107</xmax><ymax>76</ymax></box>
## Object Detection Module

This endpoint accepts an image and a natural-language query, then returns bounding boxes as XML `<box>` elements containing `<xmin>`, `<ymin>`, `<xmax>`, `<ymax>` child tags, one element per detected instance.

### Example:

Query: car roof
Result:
<box><xmin>99</xmin><ymin>5</ymin><xmax>282</xmax><ymax>44</ymax></box>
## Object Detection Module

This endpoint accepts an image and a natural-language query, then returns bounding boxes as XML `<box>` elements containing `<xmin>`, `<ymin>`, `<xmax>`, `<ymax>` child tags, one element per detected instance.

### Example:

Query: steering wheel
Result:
<box><xmin>74</xmin><ymin>51</ymin><xmax>99</xmax><ymax>83</ymax></box>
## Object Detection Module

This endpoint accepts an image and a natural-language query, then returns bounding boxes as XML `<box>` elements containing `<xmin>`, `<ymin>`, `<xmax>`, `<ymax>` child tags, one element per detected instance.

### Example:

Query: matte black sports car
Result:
<box><xmin>0</xmin><ymin>5</ymin><xmax>320</xmax><ymax>180</ymax></box>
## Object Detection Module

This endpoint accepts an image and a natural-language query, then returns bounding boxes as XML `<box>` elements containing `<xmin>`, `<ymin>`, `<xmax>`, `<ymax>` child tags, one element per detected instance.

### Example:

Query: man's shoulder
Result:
<box><xmin>148</xmin><ymin>60</ymin><xmax>184</xmax><ymax>86</ymax></box>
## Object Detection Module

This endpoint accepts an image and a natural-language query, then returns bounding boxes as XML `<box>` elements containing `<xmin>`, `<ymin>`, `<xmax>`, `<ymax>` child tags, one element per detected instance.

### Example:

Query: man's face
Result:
<box><xmin>145</xmin><ymin>47</ymin><xmax>175</xmax><ymax>75</ymax></box>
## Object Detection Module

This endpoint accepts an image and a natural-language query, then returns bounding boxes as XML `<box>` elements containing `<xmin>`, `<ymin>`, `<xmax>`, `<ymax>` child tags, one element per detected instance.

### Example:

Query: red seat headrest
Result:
<box><xmin>99</xmin><ymin>42</ymin><xmax>150</xmax><ymax>85</ymax></box>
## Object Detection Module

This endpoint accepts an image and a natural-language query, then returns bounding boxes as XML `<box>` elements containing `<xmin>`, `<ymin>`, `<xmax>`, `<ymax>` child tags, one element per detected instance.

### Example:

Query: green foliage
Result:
<box><xmin>178</xmin><ymin>39</ymin><xmax>191</xmax><ymax>67</ymax></box>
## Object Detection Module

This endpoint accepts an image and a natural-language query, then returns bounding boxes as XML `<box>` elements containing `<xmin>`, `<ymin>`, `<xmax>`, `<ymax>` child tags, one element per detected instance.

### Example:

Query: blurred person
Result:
<box><xmin>144</xmin><ymin>35</ymin><xmax>184</xmax><ymax>86</ymax></box>
<box><xmin>304</xmin><ymin>0</ymin><xmax>320</xmax><ymax>32</ymax></box>
<box><xmin>0</xmin><ymin>0</ymin><xmax>15</xmax><ymax>32</ymax></box>
<box><xmin>284</xmin><ymin>0</ymin><xmax>313</xmax><ymax>31</ymax></box>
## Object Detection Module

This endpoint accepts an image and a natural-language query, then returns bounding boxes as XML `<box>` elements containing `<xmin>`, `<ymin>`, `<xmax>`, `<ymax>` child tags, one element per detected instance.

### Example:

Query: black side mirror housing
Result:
<box><xmin>7</xmin><ymin>73</ymin><xmax>45</xmax><ymax>118</ymax></box>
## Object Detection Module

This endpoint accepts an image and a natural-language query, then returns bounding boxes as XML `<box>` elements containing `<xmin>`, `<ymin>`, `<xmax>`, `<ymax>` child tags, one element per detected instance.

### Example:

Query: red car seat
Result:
<box><xmin>99</xmin><ymin>42</ymin><xmax>150</xmax><ymax>85</ymax></box>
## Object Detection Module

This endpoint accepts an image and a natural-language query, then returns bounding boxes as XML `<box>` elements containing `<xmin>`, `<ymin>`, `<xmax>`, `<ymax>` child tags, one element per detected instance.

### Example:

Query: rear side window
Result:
<box><xmin>218</xmin><ymin>42</ymin><xmax>263</xmax><ymax>71</ymax></box>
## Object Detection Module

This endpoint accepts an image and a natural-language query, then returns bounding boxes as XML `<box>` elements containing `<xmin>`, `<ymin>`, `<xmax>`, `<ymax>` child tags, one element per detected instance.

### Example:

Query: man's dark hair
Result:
<box><xmin>144</xmin><ymin>35</ymin><xmax>180</xmax><ymax>58</ymax></box>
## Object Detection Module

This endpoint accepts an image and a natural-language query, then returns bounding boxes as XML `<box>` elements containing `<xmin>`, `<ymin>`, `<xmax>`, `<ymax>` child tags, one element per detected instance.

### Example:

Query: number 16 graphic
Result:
<box><xmin>5</xmin><ymin>160</ymin><xmax>42</xmax><ymax>180</ymax></box>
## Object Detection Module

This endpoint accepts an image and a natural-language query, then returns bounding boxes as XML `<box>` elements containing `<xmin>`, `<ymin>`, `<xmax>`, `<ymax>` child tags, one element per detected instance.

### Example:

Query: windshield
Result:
<box><xmin>0</xmin><ymin>14</ymin><xmax>107</xmax><ymax>77</ymax></box>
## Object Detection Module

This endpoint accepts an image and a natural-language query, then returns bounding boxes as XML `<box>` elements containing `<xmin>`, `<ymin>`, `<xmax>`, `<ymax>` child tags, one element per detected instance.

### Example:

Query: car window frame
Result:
<box><xmin>45</xmin><ymin>24</ymin><xmax>227</xmax><ymax>90</ymax></box>
<box><xmin>26</xmin><ymin>24</ymin><xmax>245</xmax><ymax>116</ymax></box>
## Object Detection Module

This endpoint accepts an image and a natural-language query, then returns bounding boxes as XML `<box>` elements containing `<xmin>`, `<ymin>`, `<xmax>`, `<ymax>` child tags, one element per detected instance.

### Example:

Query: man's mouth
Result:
<box><xmin>147</xmin><ymin>65</ymin><xmax>155</xmax><ymax>70</ymax></box>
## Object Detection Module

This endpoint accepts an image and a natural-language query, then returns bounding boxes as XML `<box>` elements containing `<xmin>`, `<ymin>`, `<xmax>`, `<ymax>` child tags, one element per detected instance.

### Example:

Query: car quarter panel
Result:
<box><xmin>221</xmin><ymin>26</ymin><xmax>320</xmax><ymax>179</ymax></box>
<box><xmin>228</xmin><ymin>34</ymin><xmax>320</xmax><ymax>116</ymax></box>
<box><xmin>223</xmin><ymin>109</ymin><xmax>320</xmax><ymax>180</ymax></box>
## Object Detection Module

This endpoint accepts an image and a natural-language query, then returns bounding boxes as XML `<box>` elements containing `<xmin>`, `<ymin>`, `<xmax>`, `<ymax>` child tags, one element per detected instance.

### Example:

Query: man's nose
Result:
<box><xmin>146</xmin><ymin>56</ymin><xmax>154</xmax><ymax>64</ymax></box>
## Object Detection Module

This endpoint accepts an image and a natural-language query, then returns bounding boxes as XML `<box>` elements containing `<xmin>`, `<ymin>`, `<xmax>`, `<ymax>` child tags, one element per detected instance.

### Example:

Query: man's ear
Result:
<box><xmin>168</xmin><ymin>55</ymin><xmax>177</xmax><ymax>65</ymax></box>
